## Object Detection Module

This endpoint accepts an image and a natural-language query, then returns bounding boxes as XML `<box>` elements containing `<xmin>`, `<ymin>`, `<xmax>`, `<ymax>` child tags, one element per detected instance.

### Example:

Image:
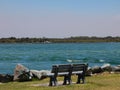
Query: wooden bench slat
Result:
<box><xmin>58</xmin><ymin>65</ymin><xmax>71</xmax><ymax>72</ymax></box>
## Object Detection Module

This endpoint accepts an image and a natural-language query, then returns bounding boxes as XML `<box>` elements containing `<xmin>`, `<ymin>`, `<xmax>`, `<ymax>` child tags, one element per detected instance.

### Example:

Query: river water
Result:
<box><xmin>0</xmin><ymin>42</ymin><xmax>120</xmax><ymax>74</ymax></box>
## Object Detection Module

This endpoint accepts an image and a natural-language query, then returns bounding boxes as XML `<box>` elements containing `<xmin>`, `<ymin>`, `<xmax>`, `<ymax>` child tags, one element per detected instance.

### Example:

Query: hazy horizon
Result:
<box><xmin>0</xmin><ymin>35</ymin><xmax>120</xmax><ymax>39</ymax></box>
<box><xmin>0</xmin><ymin>0</ymin><xmax>120</xmax><ymax>38</ymax></box>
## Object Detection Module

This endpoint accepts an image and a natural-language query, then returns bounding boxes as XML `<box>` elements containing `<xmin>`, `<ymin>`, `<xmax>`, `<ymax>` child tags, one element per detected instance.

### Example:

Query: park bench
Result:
<box><xmin>45</xmin><ymin>63</ymin><xmax>88</xmax><ymax>86</ymax></box>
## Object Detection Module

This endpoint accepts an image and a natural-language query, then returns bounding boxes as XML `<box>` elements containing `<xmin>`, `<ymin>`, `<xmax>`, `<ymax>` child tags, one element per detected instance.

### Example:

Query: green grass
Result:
<box><xmin>0</xmin><ymin>73</ymin><xmax>120</xmax><ymax>90</ymax></box>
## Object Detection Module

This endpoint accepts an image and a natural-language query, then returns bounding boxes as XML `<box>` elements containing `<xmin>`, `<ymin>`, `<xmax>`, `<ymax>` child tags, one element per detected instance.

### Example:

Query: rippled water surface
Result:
<box><xmin>0</xmin><ymin>42</ymin><xmax>120</xmax><ymax>74</ymax></box>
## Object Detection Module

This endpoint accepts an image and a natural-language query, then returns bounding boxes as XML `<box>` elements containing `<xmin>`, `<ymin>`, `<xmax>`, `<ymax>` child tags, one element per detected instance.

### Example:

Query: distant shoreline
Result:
<box><xmin>0</xmin><ymin>36</ymin><xmax>120</xmax><ymax>43</ymax></box>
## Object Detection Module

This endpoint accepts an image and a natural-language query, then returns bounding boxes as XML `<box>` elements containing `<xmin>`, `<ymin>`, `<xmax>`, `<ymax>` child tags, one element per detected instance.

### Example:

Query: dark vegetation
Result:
<box><xmin>0</xmin><ymin>36</ymin><xmax>120</xmax><ymax>43</ymax></box>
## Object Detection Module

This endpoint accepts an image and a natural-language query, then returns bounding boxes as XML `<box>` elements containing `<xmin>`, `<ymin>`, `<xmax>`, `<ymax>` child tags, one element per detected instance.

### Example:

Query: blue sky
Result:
<box><xmin>0</xmin><ymin>0</ymin><xmax>120</xmax><ymax>38</ymax></box>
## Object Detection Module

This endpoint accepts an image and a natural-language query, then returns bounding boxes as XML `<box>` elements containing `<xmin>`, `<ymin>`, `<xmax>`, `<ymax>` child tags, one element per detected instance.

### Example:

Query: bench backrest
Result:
<box><xmin>51</xmin><ymin>63</ymin><xmax>88</xmax><ymax>76</ymax></box>
<box><xmin>57</xmin><ymin>64</ymin><xmax>72</xmax><ymax>72</ymax></box>
<box><xmin>51</xmin><ymin>64</ymin><xmax>72</xmax><ymax>76</ymax></box>
<box><xmin>72</xmin><ymin>63</ymin><xmax>88</xmax><ymax>72</ymax></box>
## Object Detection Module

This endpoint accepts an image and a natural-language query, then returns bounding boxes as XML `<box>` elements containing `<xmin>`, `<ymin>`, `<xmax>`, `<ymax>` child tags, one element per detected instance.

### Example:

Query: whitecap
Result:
<box><xmin>67</xmin><ymin>59</ymin><xmax>81</xmax><ymax>63</ymax></box>
<box><xmin>67</xmin><ymin>59</ymin><xmax>73</xmax><ymax>63</ymax></box>
<box><xmin>99</xmin><ymin>59</ymin><xmax>105</xmax><ymax>62</ymax></box>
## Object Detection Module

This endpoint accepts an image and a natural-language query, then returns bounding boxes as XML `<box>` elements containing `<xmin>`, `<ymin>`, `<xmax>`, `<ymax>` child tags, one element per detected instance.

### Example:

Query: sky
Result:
<box><xmin>0</xmin><ymin>0</ymin><xmax>120</xmax><ymax>38</ymax></box>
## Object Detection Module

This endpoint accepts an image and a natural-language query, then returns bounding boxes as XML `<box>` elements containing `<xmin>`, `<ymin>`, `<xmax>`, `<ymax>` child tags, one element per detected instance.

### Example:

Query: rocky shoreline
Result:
<box><xmin>0</xmin><ymin>64</ymin><xmax>120</xmax><ymax>83</ymax></box>
<box><xmin>87</xmin><ymin>64</ymin><xmax>120</xmax><ymax>75</ymax></box>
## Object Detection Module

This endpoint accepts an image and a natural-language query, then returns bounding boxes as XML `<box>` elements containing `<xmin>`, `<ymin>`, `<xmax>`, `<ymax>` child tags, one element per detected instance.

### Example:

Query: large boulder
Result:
<box><xmin>0</xmin><ymin>74</ymin><xmax>13</xmax><ymax>83</ymax></box>
<box><xmin>112</xmin><ymin>65</ymin><xmax>120</xmax><ymax>72</ymax></box>
<box><xmin>92</xmin><ymin>66</ymin><xmax>103</xmax><ymax>74</ymax></box>
<box><xmin>101</xmin><ymin>64</ymin><xmax>112</xmax><ymax>72</ymax></box>
<box><xmin>13</xmin><ymin>64</ymin><xmax>32</xmax><ymax>81</ymax></box>
<box><xmin>30</xmin><ymin>70</ymin><xmax>50</xmax><ymax>79</ymax></box>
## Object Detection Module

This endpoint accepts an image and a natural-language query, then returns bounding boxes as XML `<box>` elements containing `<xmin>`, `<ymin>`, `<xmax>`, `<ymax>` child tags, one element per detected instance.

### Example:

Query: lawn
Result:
<box><xmin>0</xmin><ymin>73</ymin><xmax>120</xmax><ymax>90</ymax></box>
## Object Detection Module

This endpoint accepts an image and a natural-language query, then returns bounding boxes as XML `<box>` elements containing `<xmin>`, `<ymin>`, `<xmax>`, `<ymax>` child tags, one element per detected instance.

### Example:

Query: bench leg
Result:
<box><xmin>54</xmin><ymin>78</ymin><xmax>57</xmax><ymax>86</ymax></box>
<box><xmin>77</xmin><ymin>74</ymin><xmax>85</xmax><ymax>84</ymax></box>
<box><xmin>49</xmin><ymin>76</ymin><xmax>57</xmax><ymax>86</ymax></box>
<box><xmin>68</xmin><ymin>77</ymin><xmax>72</xmax><ymax>85</ymax></box>
<box><xmin>82</xmin><ymin>76</ymin><xmax>85</xmax><ymax>84</ymax></box>
<box><xmin>49</xmin><ymin>76</ymin><xmax>53</xmax><ymax>86</ymax></box>
<box><xmin>63</xmin><ymin>75</ymin><xmax>67</xmax><ymax>85</ymax></box>
<box><xmin>63</xmin><ymin>75</ymin><xmax>72</xmax><ymax>85</ymax></box>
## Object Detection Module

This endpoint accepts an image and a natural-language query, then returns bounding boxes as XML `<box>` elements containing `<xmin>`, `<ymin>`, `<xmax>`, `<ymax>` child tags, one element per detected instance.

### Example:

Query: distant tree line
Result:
<box><xmin>0</xmin><ymin>36</ymin><xmax>120</xmax><ymax>43</ymax></box>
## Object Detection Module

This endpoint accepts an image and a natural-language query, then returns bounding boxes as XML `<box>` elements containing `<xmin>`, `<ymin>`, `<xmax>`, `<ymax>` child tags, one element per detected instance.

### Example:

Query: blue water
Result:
<box><xmin>0</xmin><ymin>42</ymin><xmax>120</xmax><ymax>74</ymax></box>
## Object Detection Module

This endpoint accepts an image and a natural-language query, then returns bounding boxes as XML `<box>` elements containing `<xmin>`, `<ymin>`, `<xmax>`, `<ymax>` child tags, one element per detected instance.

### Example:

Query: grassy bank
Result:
<box><xmin>0</xmin><ymin>73</ymin><xmax>120</xmax><ymax>90</ymax></box>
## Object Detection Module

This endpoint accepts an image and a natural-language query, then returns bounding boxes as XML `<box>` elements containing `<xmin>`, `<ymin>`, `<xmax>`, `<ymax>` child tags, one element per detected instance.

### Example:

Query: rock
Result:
<box><xmin>0</xmin><ymin>74</ymin><xmax>13</xmax><ymax>83</ymax></box>
<box><xmin>112</xmin><ymin>66</ymin><xmax>120</xmax><ymax>72</ymax></box>
<box><xmin>30</xmin><ymin>70</ymin><xmax>50</xmax><ymax>79</ymax></box>
<box><xmin>86</xmin><ymin>67</ymin><xmax>92</xmax><ymax>76</ymax></box>
<box><xmin>92</xmin><ymin>66</ymin><xmax>103</xmax><ymax>74</ymax></box>
<box><xmin>101</xmin><ymin>64</ymin><xmax>112</xmax><ymax>72</ymax></box>
<box><xmin>18</xmin><ymin>71</ymin><xmax>33</xmax><ymax>82</ymax></box>
<box><xmin>117</xmin><ymin>65</ymin><xmax>120</xmax><ymax>67</ymax></box>
<box><xmin>13</xmin><ymin>64</ymin><xmax>32</xmax><ymax>81</ymax></box>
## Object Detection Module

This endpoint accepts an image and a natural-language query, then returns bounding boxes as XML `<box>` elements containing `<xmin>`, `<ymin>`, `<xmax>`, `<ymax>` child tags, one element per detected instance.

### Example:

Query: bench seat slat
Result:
<box><xmin>72</xmin><ymin>71</ymin><xmax>83</xmax><ymax>74</ymax></box>
<box><xmin>46</xmin><ymin>72</ymin><xmax>69</xmax><ymax>77</ymax></box>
